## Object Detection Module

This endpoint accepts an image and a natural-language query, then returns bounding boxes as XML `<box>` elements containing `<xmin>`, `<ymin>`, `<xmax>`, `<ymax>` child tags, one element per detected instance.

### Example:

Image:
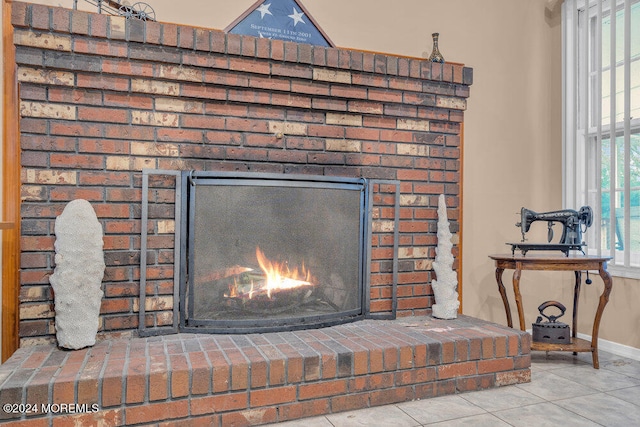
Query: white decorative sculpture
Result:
<box><xmin>49</xmin><ymin>199</ymin><xmax>105</xmax><ymax>349</ymax></box>
<box><xmin>431</xmin><ymin>194</ymin><xmax>460</xmax><ymax>319</ymax></box>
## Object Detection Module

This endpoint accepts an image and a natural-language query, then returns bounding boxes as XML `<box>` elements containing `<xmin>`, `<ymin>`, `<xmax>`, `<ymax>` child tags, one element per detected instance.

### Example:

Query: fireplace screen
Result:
<box><xmin>180</xmin><ymin>172</ymin><xmax>368</xmax><ymax>333</ymax></box>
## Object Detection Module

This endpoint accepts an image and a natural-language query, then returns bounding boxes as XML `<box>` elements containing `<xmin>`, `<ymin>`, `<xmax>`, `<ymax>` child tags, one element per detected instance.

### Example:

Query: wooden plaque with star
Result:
<box><xmin>225</xmin><ymin>0</ymin><xmax>335</xmax><ymax>47</ymax></box>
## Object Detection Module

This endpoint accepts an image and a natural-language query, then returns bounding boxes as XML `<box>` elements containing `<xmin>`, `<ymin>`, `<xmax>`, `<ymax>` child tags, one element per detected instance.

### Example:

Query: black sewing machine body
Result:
<box><xmin>508</xmin><ymin>206</ymin><xmax>593</xmax><ymax>256</ymax></box>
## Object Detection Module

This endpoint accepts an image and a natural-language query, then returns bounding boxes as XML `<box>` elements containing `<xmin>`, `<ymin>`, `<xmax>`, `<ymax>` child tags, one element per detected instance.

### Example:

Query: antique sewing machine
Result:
<box><xmin>508</xmin><ymin>206</ymin><xmax>593</xmax><ymax>256</ymax></box>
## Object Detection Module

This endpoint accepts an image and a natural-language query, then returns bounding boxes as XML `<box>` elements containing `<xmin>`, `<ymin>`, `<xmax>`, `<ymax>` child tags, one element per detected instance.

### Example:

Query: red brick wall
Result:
<box><xmin>11</xmin><ymin>2</ymin><xmax>472</xmax><ymax>345</ymax></box>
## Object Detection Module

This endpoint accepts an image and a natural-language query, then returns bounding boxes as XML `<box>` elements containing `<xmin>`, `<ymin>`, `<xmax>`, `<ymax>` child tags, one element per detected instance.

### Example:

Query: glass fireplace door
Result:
<box><xmin>181</xmin><ymin>172</ymin><xmax>367</xmax><ymax>333</ymax></box>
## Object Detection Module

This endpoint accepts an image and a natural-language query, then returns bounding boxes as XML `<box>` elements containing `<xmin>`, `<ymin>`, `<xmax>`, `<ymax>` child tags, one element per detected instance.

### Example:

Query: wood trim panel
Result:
<box><xmin>3</xmin><ymin>0</ymin><xmax>21</xmax><ymax>362</ymax></box>
<box><xmin>458</xmin><ymin>123</ymin><xmax>464</xmax><ymax>313</ymax></box>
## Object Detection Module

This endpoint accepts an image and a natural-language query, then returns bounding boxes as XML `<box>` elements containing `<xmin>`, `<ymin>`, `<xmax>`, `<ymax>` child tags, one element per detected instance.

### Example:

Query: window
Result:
<box><xmin>563</xmin><ymin>0</ymin><xmax>640</xmax><ymax>277</ymax></box>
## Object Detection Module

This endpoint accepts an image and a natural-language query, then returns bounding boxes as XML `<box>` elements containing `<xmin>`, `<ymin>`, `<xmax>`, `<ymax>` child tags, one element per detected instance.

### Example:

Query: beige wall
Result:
<box><xmin>8</xmin><ymin>0</ymin><xmax>640</xmax><ymax>352</ymax></box>
<box><xmin>1</xmin><ymin>1</ymin><xmax>4</xmax><ymax>361</ymax></box>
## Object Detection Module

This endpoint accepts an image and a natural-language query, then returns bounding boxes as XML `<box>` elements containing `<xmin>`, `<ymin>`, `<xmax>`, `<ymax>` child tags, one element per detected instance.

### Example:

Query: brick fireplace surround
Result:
<box><xmin>0</xmin><ymin>2</ymin><xmax>530</xmax><ymax>425</ymax></box>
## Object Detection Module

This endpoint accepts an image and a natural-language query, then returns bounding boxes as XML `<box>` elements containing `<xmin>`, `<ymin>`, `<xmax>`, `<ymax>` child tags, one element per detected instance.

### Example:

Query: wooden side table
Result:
<box><xmin>489</xmin><ymin>254</ymin><xmax>613</xmax><ymax>368</ymax></box>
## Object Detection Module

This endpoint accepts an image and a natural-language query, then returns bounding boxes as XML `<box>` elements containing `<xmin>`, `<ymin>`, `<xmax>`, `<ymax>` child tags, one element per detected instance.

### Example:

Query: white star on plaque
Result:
<box><xmin>288</xmin><ymin>7</ymin><xmax>305</xmax><ymax>26</ymax></box>
<box><xmin>257</xmin><ymin>3</ymin><xmax>272</xmax><ymax>19</ymax></box>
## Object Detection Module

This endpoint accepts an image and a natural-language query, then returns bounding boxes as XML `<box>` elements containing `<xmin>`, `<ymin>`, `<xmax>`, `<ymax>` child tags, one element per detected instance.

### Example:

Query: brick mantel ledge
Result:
<box><xmin>0</xmin><ymin>316</ymin><xmax>530</xmax><ymax>426</ymax></box>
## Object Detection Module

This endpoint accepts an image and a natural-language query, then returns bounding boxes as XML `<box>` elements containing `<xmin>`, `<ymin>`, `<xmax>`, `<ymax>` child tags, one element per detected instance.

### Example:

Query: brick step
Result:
<box><xmin>0</xmin><ymin>316</ymin><xmax>530</xmax><ymax>426</ymax></box>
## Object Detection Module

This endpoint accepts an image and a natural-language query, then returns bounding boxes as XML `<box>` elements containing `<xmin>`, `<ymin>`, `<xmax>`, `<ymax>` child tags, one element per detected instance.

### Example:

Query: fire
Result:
<box><xmin>255</xmin><ymin>247</ymin><xmax>314</xmax><ymax>298</ymax></box>
<box><xmin>222</xmin><ymin>247</ymin><xmax>316</xmax><ymax>301</ymax></box>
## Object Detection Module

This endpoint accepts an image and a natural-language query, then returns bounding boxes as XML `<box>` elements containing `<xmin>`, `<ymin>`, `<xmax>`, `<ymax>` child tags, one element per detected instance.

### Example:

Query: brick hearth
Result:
<box><xmin>0</xmin><ymin>316</ymin><xmax>530</xmax><ymax>425</ymax></box>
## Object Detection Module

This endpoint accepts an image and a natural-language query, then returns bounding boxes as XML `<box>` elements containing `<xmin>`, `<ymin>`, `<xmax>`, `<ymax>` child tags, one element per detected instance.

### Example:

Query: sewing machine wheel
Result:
<box><xmin>580</xmin><ymin>206</ymin><xmax>593</xmax><ymax>227</ymax></box>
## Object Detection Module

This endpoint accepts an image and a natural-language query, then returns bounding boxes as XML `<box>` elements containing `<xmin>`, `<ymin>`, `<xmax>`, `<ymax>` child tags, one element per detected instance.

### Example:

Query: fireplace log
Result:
<box><xmin>225</xmin><ymin>285</ymin><xmax>314</xmax><ymax>314</ymax></box>
<box><xmin>194</xmin><ymin>265</ymin><xmax>254</xmax><ymax>285</ymax></box>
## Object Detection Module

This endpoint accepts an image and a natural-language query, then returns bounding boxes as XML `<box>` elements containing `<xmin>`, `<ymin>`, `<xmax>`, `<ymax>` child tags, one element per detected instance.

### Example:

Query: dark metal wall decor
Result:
<box><xmin>73</xmin><ymin>0</ymin><xmax>156</xmax><ymax>21</ymax></box>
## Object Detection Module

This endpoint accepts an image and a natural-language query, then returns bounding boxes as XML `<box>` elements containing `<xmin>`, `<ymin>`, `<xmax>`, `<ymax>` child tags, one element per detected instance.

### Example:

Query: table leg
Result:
<box><xmin>572</xmin><ymin>271</ymin><xmax>581</xmax><ymax>355</ymax></box>
<box><xmin>512</xmin><ymin>267</ymin><xmax>525</xmax><ymax>331</ymax></box>
<box><xmin>495</xmin><ymin>267</ymin><xmax>512</xmax><ymax>328</ymax></box>
<box><xmin>590</xmin><ymin>265</ymin><xmax>613</xmax><ymax>369</ymax></box>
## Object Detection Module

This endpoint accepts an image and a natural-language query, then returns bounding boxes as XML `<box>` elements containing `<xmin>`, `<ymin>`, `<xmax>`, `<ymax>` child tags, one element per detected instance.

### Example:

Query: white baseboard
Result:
<box><xmin>526</xmin><ymin>329</ymin><xmax>640</xmax><ymax>362</ymax></box>
<box><xmin>575</xmin><ymin>332</ymin><xmax>640</xmax><ymax>362</ymax></box>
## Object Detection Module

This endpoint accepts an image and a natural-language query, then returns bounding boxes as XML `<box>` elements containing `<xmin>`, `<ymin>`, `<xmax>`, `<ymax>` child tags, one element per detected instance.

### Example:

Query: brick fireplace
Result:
<box><xmin>0</xmin><ymin>2</ymin><xmax>530</xmax><ymax>425</ymax></box>
<box><xmin>14</xmin><ymin>1</ymin><xmax>471</xmax><ymax>344</ymax></box>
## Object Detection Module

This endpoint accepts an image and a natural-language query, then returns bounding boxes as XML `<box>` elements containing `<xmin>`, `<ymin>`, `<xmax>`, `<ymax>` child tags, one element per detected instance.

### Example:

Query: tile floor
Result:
<box><xmin>270</xmin><ymin>350</ymin><xmax>640</xmax><ymax>426</ymax></box>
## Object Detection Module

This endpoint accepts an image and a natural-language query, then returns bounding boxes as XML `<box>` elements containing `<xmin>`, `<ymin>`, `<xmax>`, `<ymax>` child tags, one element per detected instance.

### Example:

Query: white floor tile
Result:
<box><xmin>515</xmin><ymin>370</ymin><xmax>597</xmax><ymax>400</ymax></box>
<box><xmin>555</xmin><ymin>392</ymin><xmax>640</xmax><ymax>426</ymax></box>
<box><xmin>326</xmin><ymin>405</ymin><xmax>420</xmax><ymax>427</ymax></box>
<box><xmin>529</xmin><ymin>351</ymin><xmax>591</xmax><ymax>370</ymax></box>
<box><xmin>600</xmin><ymin>356</ymin><xmax>640</xmax><ymax>380</ymax></box>
<box><xmin>427</xmin><ymin>413</ymin><xmax>512</xmax><ymax>426</ymax></box>
<box><xmin>606</xmin><ymin>384</ymin><xmax>640</xmax><ymax>407</ymax></box>
<box><xmin>271</xmin><ymin>416</ymin><xmax>334</xmax><ymax>427</ymax></box>
<box><xmin>551</xmin><ymin>364</ymin><xmax>640</xmax><ymax>391</ymax></box>
<box><xmin>493</xmin><ymin>401</ymin><xmax>602</xmax><ymax>427</ymax></box>
<box><xmin>459</xmin><ymin>385</ymin><xmax>545</xmax><ymax>412</ymax></box>
<box><xmin>396</xmin><ymin>395</ymin><xmax>486</xmax><ymax>425</ymax></box>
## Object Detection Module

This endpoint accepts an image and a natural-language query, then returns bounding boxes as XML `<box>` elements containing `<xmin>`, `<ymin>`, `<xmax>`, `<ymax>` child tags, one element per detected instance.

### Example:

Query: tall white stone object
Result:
<box><xmin>49</xmin><ymin>199</ymin><xmax>105</xmax><ymax>349</ymax></box>
<box><xmin>431</xmin><ymin>194</ymin><xmax>460</xmax><ymax>319</ymax></box>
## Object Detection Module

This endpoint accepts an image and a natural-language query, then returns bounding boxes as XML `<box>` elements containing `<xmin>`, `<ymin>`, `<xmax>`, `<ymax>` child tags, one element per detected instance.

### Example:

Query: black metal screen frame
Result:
<box><xmin>179</xmin><ymin>171</ymin><xmax>370</xmax><ymax>334</ymax></box>
<box><xmin>365</xmin><ymin>179</ymin><xmax>400</xmax><ymax>320</ymax></box>
<box><xmin>139</xmin><ymin>169</ymin><xmax>182</xmax><ymax>337</ymax></box>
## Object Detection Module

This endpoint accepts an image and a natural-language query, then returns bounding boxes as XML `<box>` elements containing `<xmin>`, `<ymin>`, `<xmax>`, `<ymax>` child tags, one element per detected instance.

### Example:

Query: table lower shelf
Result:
<box><xmin>531</xmin><ymin>337</ymin><xmax>594</xmax><ymax>353</ymax></box>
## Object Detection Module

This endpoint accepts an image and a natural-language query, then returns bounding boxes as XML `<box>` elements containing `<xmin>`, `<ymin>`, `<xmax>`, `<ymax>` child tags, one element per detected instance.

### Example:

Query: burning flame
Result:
<box><xmin>222</xmin><ymin>247</ymin><xmax>316</xmax><ymax>301</ymax></box>
<box><xmin>255</xmin><ymin>247</ymin><xmax>314</xmax><ymax>298</ymax></box>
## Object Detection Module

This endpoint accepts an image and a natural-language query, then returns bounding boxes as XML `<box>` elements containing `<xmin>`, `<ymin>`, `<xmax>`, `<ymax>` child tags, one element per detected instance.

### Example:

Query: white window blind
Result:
<box><xmin>563</xmin><ymin>0</ymin><xmax>640</xmax><ymax>277</ymax></box>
